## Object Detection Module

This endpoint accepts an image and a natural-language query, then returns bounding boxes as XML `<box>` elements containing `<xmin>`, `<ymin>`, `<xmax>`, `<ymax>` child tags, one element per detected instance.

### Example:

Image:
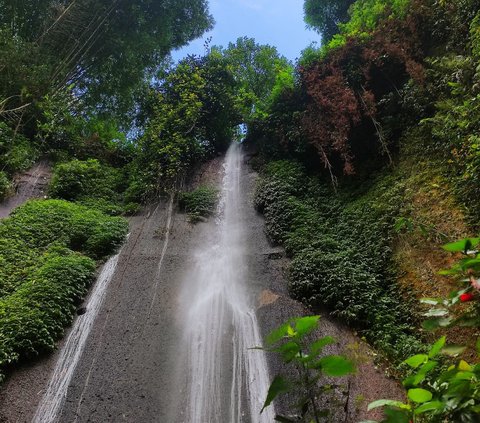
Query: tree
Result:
<box><xmin>0</xmin><ymin>0</ymin><xmax>214</xmax><ymax>121</ymax></box>
<box><xmin>212</xmin><ymin>37</ymin><xmax>292</xmax><ymax>122</ymax></box>
<box><xmin>135</xmin><ymin>53</ymin><xmax>239</xmax><ymax>197</ymax></box>
<box><xmin>304</xmin><ymin>0</ymin><xmax>355</xmax><ymax>41</ymax></box>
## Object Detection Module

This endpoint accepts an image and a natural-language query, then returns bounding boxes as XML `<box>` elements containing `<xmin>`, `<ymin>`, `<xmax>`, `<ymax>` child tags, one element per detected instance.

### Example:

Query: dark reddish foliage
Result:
<box><xmin>298</xmin><ymin>3</ymin><xmax>426</xmax><ymax>175</ymax></box>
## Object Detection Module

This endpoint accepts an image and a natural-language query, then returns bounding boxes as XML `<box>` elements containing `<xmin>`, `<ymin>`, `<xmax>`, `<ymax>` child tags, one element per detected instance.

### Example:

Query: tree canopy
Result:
<box><xmin>0</xmin><ymin>0</ymin><xmax>214</xmax><ymax>119</ymax></box>
<box><xmin>304</xmin><ymin>0</ymin><xmax>355</xmax><ymax>41</ymax></box>
<box><xmin>212</xmin><ymin>37</ymin><xmax>292</xmax><ymax>122</ymax></box>
<box><xmin>134</xmin><ymin>53</ymin><xmax>240</xmax><ymax>198</ymax></box>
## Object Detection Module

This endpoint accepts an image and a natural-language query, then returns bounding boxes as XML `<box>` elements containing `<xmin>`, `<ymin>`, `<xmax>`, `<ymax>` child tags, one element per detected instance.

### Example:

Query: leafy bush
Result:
<box><xmin>0</xmin><ymin>250</ymin><xmax>95</xmax><ymax>374</ymax></box>
<box><xmin>0</xmin><ymin>122</ymin><xmax>38</xmax><ymax>175</ymax></box>
<box><xmin>262</xmin><ymin>315</ymin><xmax>355</xmax><ymax>421</ymax></box>
<box><xmin>369</xmin><ymin>238</ymin><xmax>480</xmax><ymax>422</ymax></box>
<box><xmin>255</xmin><ymin>160</ymin><xmax>422</xmax><ymax>361</ymax></box>
<box><xmin>0</xmin><ymin>199</ymin><xmax>127</xmax><ymax>298</ymax></box>
<box><xmin>419</xmin><ymin>32</ymin><xmax>480</xmax><ymax>225</ymax></box>
<box><xmin>178</xmin><ymin>186</ymin><xmax>218</xmax><ymax>222</ymax></box>
<box><xmin>0</xmin><ymin>171</ymin><xmax>11</xmax><ymax>201</ymax></box>
<box><xmin>299</xmin><ymin>0</ymin><xmax>412</xmax><ymax>66</ymax></box>
<box><xmin>49</xmin><ymin>159</ymin><xmax>122</xmax><ymax>202</ymax></box>
<box><xmin>0</xmin><ymin>199</ymin><xmax>128</xmax><ymax>380</ymax></box>
<box><xmin>136</xmin><ymin>54</ymin><xmax>239</xmax><ymax>197</ymax></box>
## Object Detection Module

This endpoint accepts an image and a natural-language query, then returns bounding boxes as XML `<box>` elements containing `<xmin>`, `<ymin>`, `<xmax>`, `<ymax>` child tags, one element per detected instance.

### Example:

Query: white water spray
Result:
<box><xmin>179</xmin><ymin>143</ymin><xmax>275</xmax><ymax>422</ymax></box>
<box><xmin>32</xmin><ymin>254</ymin><xmax>120</xmax><ymax>423</ymax></box>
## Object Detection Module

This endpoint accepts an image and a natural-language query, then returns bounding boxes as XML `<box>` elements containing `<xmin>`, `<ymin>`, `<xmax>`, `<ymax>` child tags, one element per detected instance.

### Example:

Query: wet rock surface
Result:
<box><xmin>0</xmin><ymin>152</ymin><xmax>403</xmax><ymax>422</ymax></box>
<box><xmin>0</xmin><ymin>161</ymin><xmax>51</xmax><ymax>219</ymax></box>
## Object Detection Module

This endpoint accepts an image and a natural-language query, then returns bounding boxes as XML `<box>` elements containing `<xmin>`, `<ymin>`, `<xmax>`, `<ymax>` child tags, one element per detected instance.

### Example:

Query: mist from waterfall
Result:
<box><xmin>177</xmin><ymin>143</ymin><xmax>275</xmax><ymax>422</ymax></box>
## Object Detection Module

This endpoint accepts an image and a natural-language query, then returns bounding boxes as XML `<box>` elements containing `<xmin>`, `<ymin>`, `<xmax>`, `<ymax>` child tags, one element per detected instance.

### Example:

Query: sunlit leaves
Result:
<box><xmin>407</xmin><ymin>388</ymin><xmax>433</xmax><ymax>403</ymax></box>
<box><xmin>261</xmin><ymin>376</ymin><xmax>291</xmax><ymax>413</ymax></box>
<box><xmin>442</xmin><ymin>238</ymin><xmax>480</xmax><ymax>253</ymax></box>
<box><xmin>294</xmin><ymin>315</ymin><xmax>320</xmax><ymax>337</ymax></box>
<box><xmin>368</xmin><ymin>399</ymin><xmax>411</xmax><ymax>411</ymax></box>
<box><xmin>316</xmin><ymin>355</ymin><xmax>354</xmax><ymax>376</ymax></box>
<box><xmin>428</xmin><ymin>336</ymin><xmax>446</xmax><ymax>358</ymax></box>
<box><xmin>403</xmin><ymin>354</ymin><xmax>428</xmax><ymax>369</ymax></box>
<box><xmin>309</xmin><ymin>336</ymin><xmax>336</xmax><ymax>356</ymax></box>
<box><xmin>262</xmin><ymin>316</ymin><xmax>354</xmax><ymax>420</ymax></box>
<box><xmin>413</xmin><ymin>401</ymin><xmax>443</xmax><ymax>414</ymax></box>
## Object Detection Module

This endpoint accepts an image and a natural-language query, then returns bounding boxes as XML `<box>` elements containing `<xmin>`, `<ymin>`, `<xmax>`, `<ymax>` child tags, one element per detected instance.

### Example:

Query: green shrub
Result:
<box><xmin>0</xmin><ymin>199</ymin><xmax>128</xmax><ymax>380</ymax></box>
<box><xmin>49</xmin><ymin>158</ymin><xmax>139</xmax><ymax>215</ymax></box>
<box><xmin>1</xmin><ymin>200</ymin><xmax>127</xmax><ymax>263</ymax></box>
<box><xmin>49</xmin><ymin>159</ymin><xmax>123</xmax><ymax>202</ymax></box>
<box><xmin>0</xmin><ymin>171</ymin><xmax>11</xmax><ymax>201</ymax></box>
<box><xmin>77</xmin><ymin>198</ymin><xmax>125</xmax><ymax>216</ymax></box>
<box><xmin>0</xmin><ymin>122</ymin><xmax>38</xmax><ymax>174</ymax></box>
<box><xmin>255</xmin><ymin>160</ymin><xmax>422</xmax><ymax>361</ymax></box>
<box><xmin>178</xmin><ymin>186</ymin><xmax>218</xmax><ymax>222</ymax></box>
<box><xmin>0</xmin><ymin>250</ymin><xmax>95</xmax><ymax>372</ymax></box>
<box><xmin>299</xmin><ymin>0</ymin><xmax>411</xmax><ymax>66</ymax></box>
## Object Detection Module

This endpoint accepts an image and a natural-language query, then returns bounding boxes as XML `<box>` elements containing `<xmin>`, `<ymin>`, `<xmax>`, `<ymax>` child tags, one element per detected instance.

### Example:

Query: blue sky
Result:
<box><xmin>172</xmin><ymin>0</ymin><xmax>320</xmax><ymax>63</ymax></box>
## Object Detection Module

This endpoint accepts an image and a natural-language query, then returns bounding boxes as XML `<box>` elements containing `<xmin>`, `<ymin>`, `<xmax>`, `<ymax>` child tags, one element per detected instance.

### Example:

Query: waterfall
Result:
<box><xmin>32</xmin><ymin>254</ymin><xmax>120</xmax><ymax>423</ymax></box>
<box><xmin>179</xmin><ymin>143</ymin><xmax>275</xmax><ymax>422</ymax></box>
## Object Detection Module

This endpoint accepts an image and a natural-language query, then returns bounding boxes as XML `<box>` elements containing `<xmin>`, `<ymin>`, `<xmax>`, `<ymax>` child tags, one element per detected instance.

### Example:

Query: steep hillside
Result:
<box><xmin>2</xmin><ymin>0</ymin><xmax>480</xmax><ymax>421</ymax></box>
<box><xmin>248</xmin><ymin>0</ymin><xmax>480</xmax><ymax>420</ymax></box>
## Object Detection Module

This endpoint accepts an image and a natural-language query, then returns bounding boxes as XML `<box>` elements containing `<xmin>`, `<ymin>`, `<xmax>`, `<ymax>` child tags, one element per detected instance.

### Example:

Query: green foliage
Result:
<box><xmin>0</xmin><ymin>199</ymin><xmax>127</xmax><ymax>380</ymax></box>
<box><xmin>48</xmin><ymin>159</ymin><xmax>139</xmax><ymax>215</ymax></box>
<box><xmin>419</xmin><ymin>238</ymin><xmax>480</xmax><ymax>330</ymax></box>
<box><xmin>136</xmin><ymin>54</ymin><xmax>239</xmax><ymax>197</ymax></box>
<box><xmin>0</xmin><ymin>122</ymin><xmax>38</xmax><ymax>175</ymax></box>
<box><xmin>255</xmin><ymin>160</ymin><xmax>422</xmax><ymax>360</ymax></box>
<box><xmin>0</xmin><ymin>27</ymin><xmax>51</xmax><ymax>117</ymax></box>
<box><xmin>471</xmin><ymin>11</ymin><xmax>480</xmax><ymax>59</ymax></box>
<box><xmin>300</xmin><ymin>0</ymin><xmax>411</xmax><ymax>66</ymax></box>
<box><xmin>278</xmin><ymin>0</ymin><xmax>423</xmax><ymax>175</ymax></box>
<box><xmin>262</xmin><ymin>316</ymin><xmax>355</xmax><ymax>421</ymax></box>
<box><xmin>0</xmin><ymin>171</ymin><xmax>11</xmax><ymax>201</ymax></box>
<box><xmin>366</xmin><ymin>239</ymin><xmax>480</xmax><ymax>422</ymax></box>
<box><xmin>178</xmin><ymin>186</ymin><xmax>218</xmax><ymax>222</ymax></box>
<box><xmin>0</xmin><ymin>250</ymin><xmax>95</xmax><ymax>381</ymax></box>
<box><xmin>421</xmin><ymin>48</ymin><xmax>480</xmax><ymax>224</ymax></box>
<box><xmin>212</xmin><ymin>37</ymin><xmax>292</xmax><ymax>122</ymax></box>
<box><xmin>36</xmin><ymin>92</ymin><xmax>133</xmax><ymax>164</ymax></box>
<box><xmin>0</xmin><ymin>0</ymin><xmax>214</xmax><ymax>167</ymax></box>
<box><xmin>49</xmin><ymin>159</ymin><xmax>121</xmax><ymax>202</ymax></box>
<box><xmin>304</xmin><ymin>0</ymin><xmax>356</xmax><ymax>41</ymax></box>
<box><xmin>328</xmin><ymin>0</ymin><xmax>410</xmax><ymax>52</ymax></box>
<box><xmin>0</xmin><ymin>0</ymin><xmax>213</xmax><ymax>118</ymax></box>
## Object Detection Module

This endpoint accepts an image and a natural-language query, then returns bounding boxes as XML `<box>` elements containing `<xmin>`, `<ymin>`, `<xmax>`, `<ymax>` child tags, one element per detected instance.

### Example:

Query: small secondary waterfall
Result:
<box><xmin>32</xmin><ymin>254</ymin><xmax>120</xmax><ymax>423</ymax></box>
<box><xmin>179</xmin><ymin>143</ymin><xmax>275</xmax><ymax>422</ymax></box>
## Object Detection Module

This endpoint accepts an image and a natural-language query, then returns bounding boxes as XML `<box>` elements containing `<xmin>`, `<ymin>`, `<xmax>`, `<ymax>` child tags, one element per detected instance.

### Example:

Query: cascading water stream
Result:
<box><xmin>32</xmin><ymin>254</ymin><xmax>121</xmax><ymax>423</ymax></box>
<box><xmin>178</xmin><ymin>143</ymin><xmax>275</xmax><ymax>422</ymax></box>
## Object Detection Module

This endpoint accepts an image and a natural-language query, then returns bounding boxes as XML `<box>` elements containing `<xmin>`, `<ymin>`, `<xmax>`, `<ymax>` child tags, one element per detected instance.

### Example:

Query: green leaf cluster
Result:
<box><xmin>135</xmin><ymin>54</ymin><xmax>240</xmax><ymax>197</ymax></box>
<box><xmin>48</xmin><ymin>158</ymin><xmax>134</xmax><ymax>215</ymax></box>
<box><xmin>255</xmin><ymin>160</ymin><xmax>422</xmax><ymax>360</ymax></box>
<box><xmin>178</xmin><ymin>186</ymin><xmax>218</xmax><ymax>223</ymax></box>
<box><xmin>262</xmin><ymin>316</ymin><xmax>354</xmax><ymax>421</ymax></box>
<box><xmin>300</xmin><ymin>0</ymin><xmax>411</xmax><ymax>66</ymax></box>
<box><xmin>419</xmin><ymin>237</ymin><xmax>480</xmax><ymax>331</ymax></box>
<box><xmin>0</xmin><ymin>171</ymin><xmax>11</xmax><ymax>201</ymax></box>
<box><xmin>0</xmin><ymin>0</ymin><xmax>213</xmax><ymax>118</ymax></box>
<box><xmin>0</xmin><ymin>199</ymin><xmax>128</xmax><ymax>381</ymax></box>
<box><xmin>304</xmin><ymin>0</ymin><xmax>356</xmax><ymax>42</ymax></box>
<box><xmin>212</xmin><ymin>37</ymin><xmax>293</xmax><ymax>123</ymax></box>
<box><xmin>0</xmin><ymin>122</ymin><xmax>39</xmax><ymax>177</ymax></box>
<box><xmin>368</xmin><ymin>336</ymin><xmax>480</xmax><ymax>421</ymax></box>
<box><xmin>366</xmin><ymin>238</ymin><xmax>480</xmax><ymax>422</ymax></box>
